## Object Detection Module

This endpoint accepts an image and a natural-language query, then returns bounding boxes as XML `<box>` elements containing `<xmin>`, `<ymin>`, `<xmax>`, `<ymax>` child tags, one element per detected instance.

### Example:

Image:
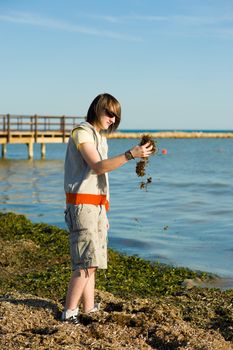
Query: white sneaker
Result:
<box><xmin>87</xmin><ymin>303</ymin><xmax>101</xmax><ymax>313</ymax></box>
<box><xmin>61</xmin><ymin>307</ymin><xmax>80</xmax><ymax>324</ymax></box>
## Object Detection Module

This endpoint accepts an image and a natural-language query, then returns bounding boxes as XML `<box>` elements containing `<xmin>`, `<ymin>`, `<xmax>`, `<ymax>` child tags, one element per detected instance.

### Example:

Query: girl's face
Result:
<box><xmin>95</xmin><ymin>109</ymin><xmax>117</xmax><ymax>131</ymax></box>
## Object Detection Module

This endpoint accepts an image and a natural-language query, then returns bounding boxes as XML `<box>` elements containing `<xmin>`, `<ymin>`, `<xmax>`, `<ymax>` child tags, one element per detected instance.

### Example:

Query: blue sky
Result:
<box><xmin>0</xmin><ymin>0</ymin><xmax>232</xmax><ymax>129</ymax></box>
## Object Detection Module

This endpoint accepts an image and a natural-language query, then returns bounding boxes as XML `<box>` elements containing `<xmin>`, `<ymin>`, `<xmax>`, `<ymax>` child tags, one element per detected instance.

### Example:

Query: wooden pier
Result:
<box><xmin>0</xmin><ymin>114</ymin><xmax>84</xmax><ymax>159</ymax></box>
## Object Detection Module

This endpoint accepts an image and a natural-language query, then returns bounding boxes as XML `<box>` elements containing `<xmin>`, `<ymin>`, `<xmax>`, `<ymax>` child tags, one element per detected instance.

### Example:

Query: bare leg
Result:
<box><xmin>65</xmin><ymin>267</ymin><xmax>96</xmax><ymax>311</ymax></box>
<box><xmin>82</xmin><ymin>268</ymin><xmax>96</xmax><ymax>312</ymax></box>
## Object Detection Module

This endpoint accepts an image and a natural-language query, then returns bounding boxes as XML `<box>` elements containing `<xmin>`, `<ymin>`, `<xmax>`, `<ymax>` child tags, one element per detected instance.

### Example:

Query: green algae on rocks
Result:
<box><xmin>0</xmin><ymin>211</ymin><xmax>232</xmax><ymax>304</ymax></box>
<box><xmin>1</xmin><ymin>211</ymin><xmax>206</xmax><ymax>301</ymax></box>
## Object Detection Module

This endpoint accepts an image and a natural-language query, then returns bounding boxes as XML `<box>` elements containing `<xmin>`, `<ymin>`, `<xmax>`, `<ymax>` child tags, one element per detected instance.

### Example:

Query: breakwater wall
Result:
<box><xmin>108</xmin><ymin>131</ymin><xmax>233</xmax><ymax>139</ymax></box>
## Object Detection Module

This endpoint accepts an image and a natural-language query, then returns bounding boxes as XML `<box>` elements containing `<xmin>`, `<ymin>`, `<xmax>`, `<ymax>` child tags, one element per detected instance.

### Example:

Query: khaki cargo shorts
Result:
<box><xmin>64</xmin><ymin>204</ymin><xmax>108</xmax><ymax>271</ymax></box>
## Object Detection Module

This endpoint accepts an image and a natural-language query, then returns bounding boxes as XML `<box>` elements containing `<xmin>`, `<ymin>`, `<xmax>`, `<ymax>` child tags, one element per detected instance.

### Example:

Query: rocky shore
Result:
<box><xmin>1</xmin><ymin>212</ymin><xmax>233</xmax><ymax>350</ymax></box>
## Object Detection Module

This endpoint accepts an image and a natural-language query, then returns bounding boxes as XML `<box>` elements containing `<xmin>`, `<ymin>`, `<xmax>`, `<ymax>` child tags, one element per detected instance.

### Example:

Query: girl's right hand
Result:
<box><xmin>130</xmin><ymin>142</ymin><xmax>154</xmax><ymax>159</ymax></box>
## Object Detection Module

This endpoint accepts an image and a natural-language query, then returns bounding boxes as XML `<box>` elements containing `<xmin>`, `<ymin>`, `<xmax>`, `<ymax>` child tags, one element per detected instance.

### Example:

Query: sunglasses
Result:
<box><xmin>103</xmin><ymin>108</ymin><xmax>118</xmax><ymax>119</ymax></box>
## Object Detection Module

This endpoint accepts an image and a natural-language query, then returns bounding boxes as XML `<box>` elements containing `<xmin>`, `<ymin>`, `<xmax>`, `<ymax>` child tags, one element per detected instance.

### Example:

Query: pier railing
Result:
<box><xmin>0</xmin><ymin>114</ymin><xmax>84</xmax><ymax>142</ymax></box>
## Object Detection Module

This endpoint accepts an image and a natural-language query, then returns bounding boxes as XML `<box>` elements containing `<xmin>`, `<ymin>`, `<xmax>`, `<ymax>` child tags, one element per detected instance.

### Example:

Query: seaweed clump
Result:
<box><xmin>136</xmin><ymin>134</ymin><xmax>157</xmax><ymax>189</ymax></box>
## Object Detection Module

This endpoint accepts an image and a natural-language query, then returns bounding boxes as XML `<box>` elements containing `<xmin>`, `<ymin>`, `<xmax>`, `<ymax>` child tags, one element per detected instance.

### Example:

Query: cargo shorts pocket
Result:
<box><xmin>64</xmin><ymin>207</ymin><xmax>73</xmax><ymax>231</ymax></box>
<box><xmin>64</xmin><ymin>205</ymin><xmax>83</xmax><ymax>231</ymax></box>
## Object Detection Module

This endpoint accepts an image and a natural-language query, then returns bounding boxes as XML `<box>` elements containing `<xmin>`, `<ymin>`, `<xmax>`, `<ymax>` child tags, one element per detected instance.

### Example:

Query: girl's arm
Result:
<box><xmin>79</xmin><ymin>142</ymin><xmax>153</xmax><ymax>175</ymax></box>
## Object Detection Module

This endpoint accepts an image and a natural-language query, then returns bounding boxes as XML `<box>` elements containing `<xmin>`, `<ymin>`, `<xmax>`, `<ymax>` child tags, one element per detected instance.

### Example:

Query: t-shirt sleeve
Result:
<box><xmin>72</xmin><ymin>128</ymin><xmax>94</xmax><ymax>146</ymax></box>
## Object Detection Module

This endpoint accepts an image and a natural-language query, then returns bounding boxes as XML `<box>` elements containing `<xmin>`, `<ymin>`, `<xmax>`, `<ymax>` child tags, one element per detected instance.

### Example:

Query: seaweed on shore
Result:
<box><xmin>0</xmin><ymin>211</ymin><xmax>206</xmax><ymax>300</ymax></box>
<box><xmin>136</xmin><ymin>134</ymin><xmax>158</xmax><ymax>190</ymax></box>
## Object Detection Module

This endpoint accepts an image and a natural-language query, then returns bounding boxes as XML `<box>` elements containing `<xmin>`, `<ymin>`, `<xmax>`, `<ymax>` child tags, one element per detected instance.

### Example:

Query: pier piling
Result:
<box><xmin>1</xmin><ymin>144</ymin><xmax>6</xmax><ymax>158</ymax></box>
<box><xmin>41</xmin><ymin>143</ymin><xmax>46</xmax><ymax>159</ymax></box>
<box><xmin>27</xmin><ymin>143</ymin><xmax>33</xmax><ymax>159</ymax></box>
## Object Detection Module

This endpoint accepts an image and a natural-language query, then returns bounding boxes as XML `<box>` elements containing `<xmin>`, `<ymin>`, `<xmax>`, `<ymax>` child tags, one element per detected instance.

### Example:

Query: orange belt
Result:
<box><xmin>66</xmin><ymin>193</ymin><xmax>109</xmax><ymax>211</ymax></box>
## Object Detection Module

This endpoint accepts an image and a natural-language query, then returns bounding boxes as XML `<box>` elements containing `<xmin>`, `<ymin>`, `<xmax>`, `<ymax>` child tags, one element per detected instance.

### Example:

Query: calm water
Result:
<box><xmin>1</xmin><ymin>138</ymin><xmax>233</xmax><ymax>287</ymax></box>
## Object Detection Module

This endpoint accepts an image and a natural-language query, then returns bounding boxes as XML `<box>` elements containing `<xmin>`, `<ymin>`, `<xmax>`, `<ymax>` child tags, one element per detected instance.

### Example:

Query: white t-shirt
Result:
<box><xmin>72</xmin><ymin>128</ymin><xmax>95</xmax><ymax>146</ymax></box>
<box><xmin>72</xmin><ymin>127</ymin><xmax>108</xmax><ymax>159</ymax></box>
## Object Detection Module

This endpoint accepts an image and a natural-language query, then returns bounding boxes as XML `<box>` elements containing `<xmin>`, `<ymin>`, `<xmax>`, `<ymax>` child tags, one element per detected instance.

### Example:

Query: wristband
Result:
<box><xmin>125</xmin><ymin>150</ymin><xmax>134</xmax><ymax>161</ymax></box>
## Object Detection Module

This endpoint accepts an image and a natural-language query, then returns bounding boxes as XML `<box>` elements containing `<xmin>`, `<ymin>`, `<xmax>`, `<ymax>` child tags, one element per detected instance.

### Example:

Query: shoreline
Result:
<box><xmin>0</xmin><ymin>209</ymin><xmax>232</xmax><ymax>291</ymax></box>
<box><xmin>1</xmin><ymin>211</ymin><xmax>232</xmax><ymax>294</ymax></box>
<box><xmin>107</xmin><ymin>131</ymin><xmax>233</xmax><ymax>138</ymax></box>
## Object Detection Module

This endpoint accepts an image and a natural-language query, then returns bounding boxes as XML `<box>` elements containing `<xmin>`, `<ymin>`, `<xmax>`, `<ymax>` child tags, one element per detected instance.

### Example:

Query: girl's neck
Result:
<box><xmin>90</xmin><ymin>122</ymin><xmax>101</xmax><ymax>133</ymax></box>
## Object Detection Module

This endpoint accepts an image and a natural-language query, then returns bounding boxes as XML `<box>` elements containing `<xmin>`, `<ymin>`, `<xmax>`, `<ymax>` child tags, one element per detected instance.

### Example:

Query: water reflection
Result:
<box><xmin>0</xmin><ymin>159</ymin><xmax>65</xmax><ymax>222</ymax></box>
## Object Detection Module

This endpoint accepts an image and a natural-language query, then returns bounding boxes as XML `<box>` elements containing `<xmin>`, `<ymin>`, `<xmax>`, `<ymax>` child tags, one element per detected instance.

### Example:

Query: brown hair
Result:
<box><xmin>86</xmin><ymin>93</ymin><xmax>121</xmax><ymax>132</ymax></box>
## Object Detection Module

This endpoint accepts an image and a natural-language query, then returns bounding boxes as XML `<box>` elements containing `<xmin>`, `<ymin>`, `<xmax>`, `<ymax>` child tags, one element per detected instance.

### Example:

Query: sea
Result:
<box><xmin>1</xmin><ymin>130</ymin><xmax>233</xmax><ymax>288</ymax></box>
